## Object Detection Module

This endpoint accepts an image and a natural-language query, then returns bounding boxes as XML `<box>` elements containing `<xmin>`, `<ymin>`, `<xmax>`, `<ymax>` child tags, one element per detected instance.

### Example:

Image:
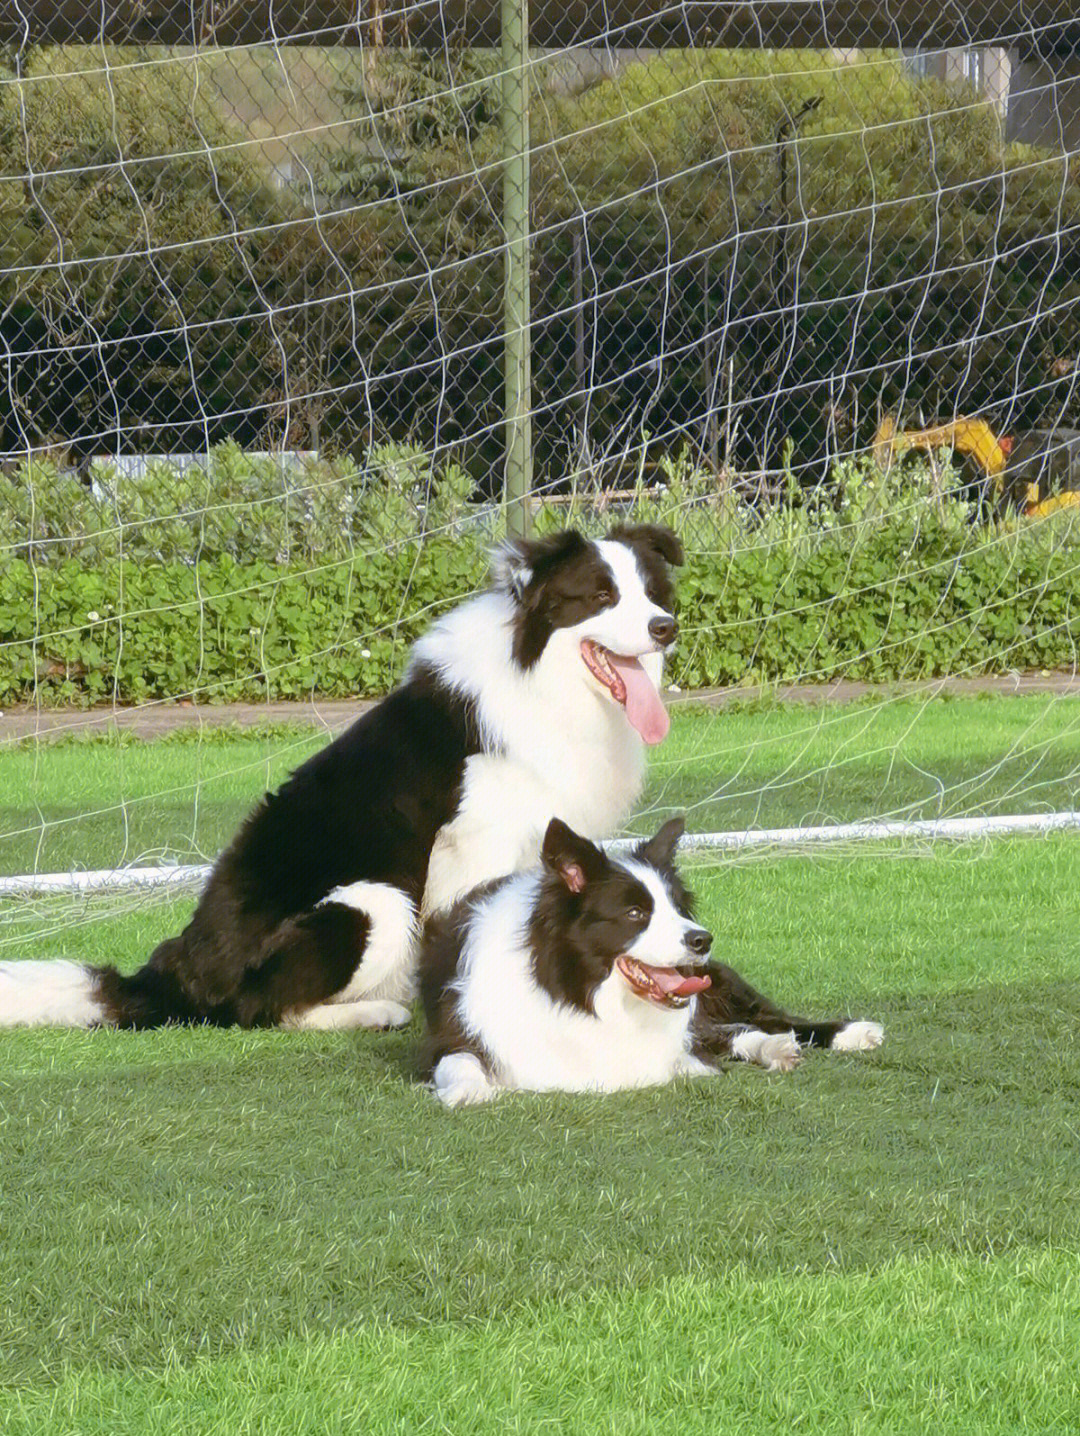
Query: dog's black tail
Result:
<box><xmin>0</xmin><ymin>941</ymin><xmax>213</xmax><ymax>1030</ymax></box>
<box><xmin>690</xmin><ymin>962</ymin><xmax>882</xmax><ymax>1055</ymax></box>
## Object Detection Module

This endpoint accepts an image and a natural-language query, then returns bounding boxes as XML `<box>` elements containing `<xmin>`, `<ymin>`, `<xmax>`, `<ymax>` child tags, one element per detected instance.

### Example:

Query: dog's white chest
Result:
<box><xmin>412</xmin><ymin>585</ymin><xmax>661</xmax><ymax>915</ymax></box>
<box><xmin>423</xmin><ymin>731</ymin><xmax>644</xmax><ymax>916</ymax></box>
<box><xmin>482</xmin><ymin>985</ymin><xmax>694</xmax><ymax>1094</ymax></box>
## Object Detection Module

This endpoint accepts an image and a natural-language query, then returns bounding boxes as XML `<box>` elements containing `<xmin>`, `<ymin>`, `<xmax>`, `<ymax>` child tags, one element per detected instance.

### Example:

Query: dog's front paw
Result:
<box><xmin>731</xmin><ymin>1027</ymin><xmax>802</xmax><ymax>1073</ymax></box>
<box><xmin>367</xmin><ymin>1000</ymin><xmax>413</xmax><ymax>1029</ymax></box>
<box><xmin>437</xmin><ymin>1079</ymin><xmax>496</xmax><ymax>1108</ymax></box>
<box><xmin>831</xmin><ymin>1020</ymin><xmax>884</xmax><ymax>1052</ymax></box>
<box><xmin>760</xmin><ymin>1031</ymin><xmax>802</xmax><ymax>1073</ymax></box>
<box><xmin>433</xmin><ymin>1053</ymin><xmax>497</xmax><ymax>1107</ymax></box>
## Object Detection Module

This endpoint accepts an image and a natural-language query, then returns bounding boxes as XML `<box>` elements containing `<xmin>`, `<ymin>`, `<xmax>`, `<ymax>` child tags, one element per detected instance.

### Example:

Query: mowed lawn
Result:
<box><xmin>1</xmin><ymin>691</ymin><xmax>1079</xmax><ymax>874</ymax></box>
<box><xmin>2</xmin><ymin>695</ymin><xmax>1080</xmax><ymax>1432</ymax></box>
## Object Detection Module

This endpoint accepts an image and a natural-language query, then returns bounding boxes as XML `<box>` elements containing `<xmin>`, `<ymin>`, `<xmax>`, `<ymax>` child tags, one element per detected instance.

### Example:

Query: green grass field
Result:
<box><xmin>2</xmin><ymin>695</ymin><xmax>1080</xmax><ymax>1431</ymax></box>
<box><xmin>2</xmin><ymin>691</ymin><xmax>1079</xmax><ymax>875</ymax></box>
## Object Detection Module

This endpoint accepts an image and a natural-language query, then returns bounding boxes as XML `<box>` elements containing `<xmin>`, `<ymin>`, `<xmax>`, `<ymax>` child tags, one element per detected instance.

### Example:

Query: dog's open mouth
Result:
<box><xmin>616</xmin><ymin>957</ymin><xmax>711</xmax><ymax>1009</ymax></box>
<box><xmin>580</xmin><ymin>640</ymin><xmax>670</xmax><ymax>745</ymax></box>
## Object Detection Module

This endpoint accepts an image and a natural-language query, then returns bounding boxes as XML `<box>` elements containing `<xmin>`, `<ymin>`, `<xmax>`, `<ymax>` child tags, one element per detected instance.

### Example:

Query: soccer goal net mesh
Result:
<box><xmin>1</xmin><ymin>4</ymin><xmax>1078</xmax><ymax>939</ymax></box>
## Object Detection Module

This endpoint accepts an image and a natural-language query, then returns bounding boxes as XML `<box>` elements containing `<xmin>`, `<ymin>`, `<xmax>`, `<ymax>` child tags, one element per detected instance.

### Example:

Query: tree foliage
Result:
<box><xmin>1</xmin><ymin>47</ymin><xmax>1077</xmax><ymax>477</ymax></box>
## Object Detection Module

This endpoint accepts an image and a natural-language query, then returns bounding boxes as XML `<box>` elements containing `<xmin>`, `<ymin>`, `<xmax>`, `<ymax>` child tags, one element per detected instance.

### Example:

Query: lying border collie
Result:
<box><xmin>1</xmin><ymin>525</ymin><xmax>684</xmax><ymax>1032</ymax></box>
<box><xmin>421</xmin><ymin>817</ymin><xmax>883</xmax><ymax>1106</ymax></box>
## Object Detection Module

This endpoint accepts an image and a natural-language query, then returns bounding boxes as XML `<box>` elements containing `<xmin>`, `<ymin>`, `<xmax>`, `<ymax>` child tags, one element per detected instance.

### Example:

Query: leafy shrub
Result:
<box><xmin>0</xmin><ymin>547</ymin><xmax>485</xmax><ymax>705</ymax></box>
<box><xmin>2</xmin><ymin>448</ymin><xmax>1078</xmax><ymax>705</ymax></box>
<box><xmin>0</xmin><ymin>442</ymin><xmax>483</xmax><ymax>567</ymax></box>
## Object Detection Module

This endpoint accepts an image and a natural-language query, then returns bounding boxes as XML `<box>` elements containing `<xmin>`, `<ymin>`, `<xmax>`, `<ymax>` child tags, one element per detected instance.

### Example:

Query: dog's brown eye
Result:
<box><xmin>626</xmin><ymin>906</ymin><xmax>646</xmax><ymax>923</ymax></box>
<box><xmin>596</xmin><ymin>588</ymin><xmax>612</xmax><ymax>603</ymax></box>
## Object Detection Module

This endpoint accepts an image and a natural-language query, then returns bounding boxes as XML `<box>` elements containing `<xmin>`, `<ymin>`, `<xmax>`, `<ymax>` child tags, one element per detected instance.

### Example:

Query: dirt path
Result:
<box><xmin>2</xmin><ymin>672</ymin><xmax>1078</xmax><ymax>745</ymax></box>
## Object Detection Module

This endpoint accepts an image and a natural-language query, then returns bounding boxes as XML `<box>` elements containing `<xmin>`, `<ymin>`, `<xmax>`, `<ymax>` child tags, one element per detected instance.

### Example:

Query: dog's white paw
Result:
<box><xmin>732</xmin><ymin>1028</ymin><xmax>802</xmax><ymax>1073</ymax></box>
<box><xmin>364</xmin><ymin>1000</ymin><xmax>413</xmax><ymax>1030</ymax></box>
<box><xmin>437</xmin><ymin>1079</ymin><xmax>497</xmax><ymax>1108</ymax></box>
<box><xmin>760</xmin><ymin>1031</ymin><xmax>802</xmax><ymax>1073</ymax></box>
<box><xmin>283</xmin><ymin>997</ymin><xmax>413</xmax><ymax>1031</ymax></box>
<box><xmin>831</xmin><ymin>1020</ymin><xmax>884</xmax><ymax>1052</ymax></box>
<box><xmin>433</xmin><ymin>1053</ymin><xmax>497</xmax><ymax>1108</ymax></box>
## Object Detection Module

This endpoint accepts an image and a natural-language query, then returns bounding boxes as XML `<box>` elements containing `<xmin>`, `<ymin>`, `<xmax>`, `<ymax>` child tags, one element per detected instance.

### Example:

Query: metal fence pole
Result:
<box><xmin>501</xmin><ymin>0</ymin><xmax>532</xmax><ymax>538</ymax></box>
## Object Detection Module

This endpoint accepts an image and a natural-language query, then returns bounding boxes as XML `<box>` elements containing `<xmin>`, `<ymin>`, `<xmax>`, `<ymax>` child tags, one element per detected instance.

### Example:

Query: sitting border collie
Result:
<box><xmin>1</xmin><ymin>525</ymin><xmax>684</xmax><ymax>1032</ymax></box>
<box><xmin>421</xmin><ymin>817</ymin><xmax>883</xmax><ymax>1106</ymax></box>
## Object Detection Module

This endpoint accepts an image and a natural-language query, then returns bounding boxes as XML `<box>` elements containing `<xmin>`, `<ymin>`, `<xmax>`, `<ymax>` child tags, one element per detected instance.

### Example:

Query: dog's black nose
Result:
<box><xmin>649</xmin><ymin>614</ymin><xmax>677</xmax><ymax>646</ymax></box>
<box><xmin>684</xmin><ymin>927</ymin><xmax>712</xmax><ymax>956</ymax></box>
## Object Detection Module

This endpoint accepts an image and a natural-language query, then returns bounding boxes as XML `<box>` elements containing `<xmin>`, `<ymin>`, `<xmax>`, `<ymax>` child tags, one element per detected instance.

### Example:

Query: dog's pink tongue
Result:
<box><xmin>650</xmin><ymin>967</ymin><xmax>712</xmax><ymax>997</ymax></box>
<box><xmin>609</xmin><ymin>655</ymin><xmax>670</xmax><ymax>745</ymax></box>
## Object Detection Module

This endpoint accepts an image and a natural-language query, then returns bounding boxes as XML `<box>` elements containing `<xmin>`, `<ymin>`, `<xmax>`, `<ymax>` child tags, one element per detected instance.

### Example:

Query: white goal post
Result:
<box><xmin>3</xmin><ymin>810</ymin><xmax>1079</xmax><ymax>899</ymax></box>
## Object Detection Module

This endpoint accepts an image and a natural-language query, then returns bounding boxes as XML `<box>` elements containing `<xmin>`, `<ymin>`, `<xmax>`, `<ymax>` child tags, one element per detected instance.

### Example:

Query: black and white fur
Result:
<box><xmin>421</xmin><ymin>817</ymin><xmax>883</xmax><ymax>1106</ymax></box>
<box><xmin>0</xmin><ymin>525</ymin><xmax>683</xmax><ymax>1032</ymax></box>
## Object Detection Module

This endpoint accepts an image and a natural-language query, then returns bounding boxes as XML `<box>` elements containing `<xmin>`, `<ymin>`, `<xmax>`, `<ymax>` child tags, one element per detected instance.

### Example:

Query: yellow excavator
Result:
<box><xmin>1007</xmin><ymin>425</ymin><xmax>1080</xmax><ymax>517</ymax></box>
<box><xmin>1025</xmin><ymin>489</ymin><xmax>1080</xmax><ymax>518</ymax></box>
<box><xmin>873</xmin><ymin>414</ymin><xmax>1013</xmax><ymax>497</ymax></box>
<box><xmin>873</xmin><ymin>413</ymin><xmax>1080</xmax><ymax>519</ymax></box>
<box><xmin>872</xmin><ymin>415</ymin><xmax>1080</xmax><ymax>517</ymax></box>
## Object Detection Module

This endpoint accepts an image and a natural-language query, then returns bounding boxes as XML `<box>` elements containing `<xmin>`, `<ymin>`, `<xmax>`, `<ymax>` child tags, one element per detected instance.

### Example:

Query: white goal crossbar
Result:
<box><xmin>2</xmin><ymin>811</ymin><xmax>1078</xmax><ymax>899</ymax></box>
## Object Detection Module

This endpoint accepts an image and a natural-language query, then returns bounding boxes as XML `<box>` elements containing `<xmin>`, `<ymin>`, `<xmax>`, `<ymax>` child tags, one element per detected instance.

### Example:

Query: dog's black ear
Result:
<box><xmin>609</xmin><ymin>522</ymin><xmax>684</xmax><ymax>568</ymax></box>
<box><xmin>635</xmin><ymin>816</ymin><xmax>686</xmax><ymax>871</ymax></box>
<box><xmin>542</xmin><ymin>817</ymin><xmax>608</xmax><ymax>894</ymax></box>
<box><xmin>490</xmin><ymin>530</ymin><xmax>589</xmax><ymax>601</ymax></box>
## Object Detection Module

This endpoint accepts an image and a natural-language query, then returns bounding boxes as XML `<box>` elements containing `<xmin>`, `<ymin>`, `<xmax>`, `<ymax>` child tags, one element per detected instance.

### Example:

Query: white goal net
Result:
<box><xmin>1</xmin><ymin>2</ymin><xmax>1078</xmax><ymax>939</ymax></box>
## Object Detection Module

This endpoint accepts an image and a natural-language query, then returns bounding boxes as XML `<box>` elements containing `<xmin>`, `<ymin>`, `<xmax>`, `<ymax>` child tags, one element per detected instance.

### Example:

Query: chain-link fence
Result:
<box><xmin>1</xmin><ymin>5</ymin><xmax>1079</xmax><ymax>707</ymax></box>
<box><xmin>4</xmin><ymin>6</ymin><xmax>1078</xmax><ymax>496</ymax></box>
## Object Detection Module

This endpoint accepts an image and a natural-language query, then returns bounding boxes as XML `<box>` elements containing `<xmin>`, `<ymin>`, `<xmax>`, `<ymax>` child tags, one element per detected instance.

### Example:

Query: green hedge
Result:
<box><xmin>675</xmin><ymin>528</ymin><xmax>1080</xmax><ymax>688</ymax></box>
<box><xmin>0</xmin><ymin>548</ymin><xmax>480</xmax><ymax>705</ymax></box>
<box><xmin>3</xmin><ymin>520</ymin><xmax>1077</xmax><ymax>706</ymax></box>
